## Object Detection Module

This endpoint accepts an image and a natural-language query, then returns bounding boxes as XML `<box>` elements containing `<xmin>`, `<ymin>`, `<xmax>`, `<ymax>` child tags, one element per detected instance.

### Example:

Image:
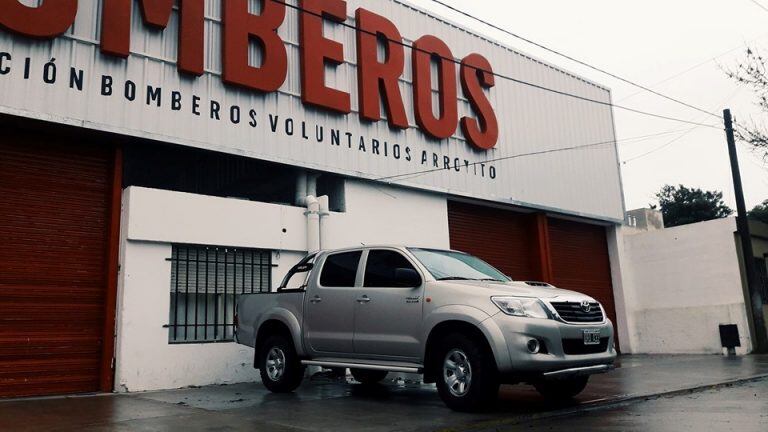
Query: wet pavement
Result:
<box><xmin>0</xmin><ymin>355</ymin><xmax>766</xmax><ymax>432</ymax></box>
<box><xmin>499</xmin><ymin>377</ymin><xmax>768</xmax><ymax>432</ymax></box>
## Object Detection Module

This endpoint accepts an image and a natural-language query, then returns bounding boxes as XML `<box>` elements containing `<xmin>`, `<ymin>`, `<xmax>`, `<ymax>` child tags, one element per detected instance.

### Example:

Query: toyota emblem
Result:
<box><xmin>581</xmin><ymin>300</ymin><xmax>592</xmax><ymax>313</ymax></box>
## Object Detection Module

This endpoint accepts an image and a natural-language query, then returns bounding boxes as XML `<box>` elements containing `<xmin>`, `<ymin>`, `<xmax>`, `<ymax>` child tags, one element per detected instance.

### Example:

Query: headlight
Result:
<box><xmin>491</xmin><ymin>296</ymin><xmax>550</xmax><ymax>319</ymax></box>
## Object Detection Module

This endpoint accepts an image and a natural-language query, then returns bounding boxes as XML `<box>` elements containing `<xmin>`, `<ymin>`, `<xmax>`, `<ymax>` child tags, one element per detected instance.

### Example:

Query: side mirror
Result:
<box><xmin>394</xmin><ymin>268</ymin><xmax>421</xmax><ymax>288</ymax></box>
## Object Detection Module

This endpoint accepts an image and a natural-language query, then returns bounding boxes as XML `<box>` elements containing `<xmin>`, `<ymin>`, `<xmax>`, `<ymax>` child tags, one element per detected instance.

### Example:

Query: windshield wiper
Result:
<box><xmin>479</xmin><ymin>278</ymin><xmax>505</xmax><ymax>282</ymax></box>
<box><xmin>436</xmin><ymin>276</ymin><xmax>477</xmax><ymax>281</ymax></box>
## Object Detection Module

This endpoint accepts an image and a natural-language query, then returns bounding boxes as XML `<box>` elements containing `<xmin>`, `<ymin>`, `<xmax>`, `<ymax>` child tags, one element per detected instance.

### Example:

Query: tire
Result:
<box><xmin>534</xmin><ymin>376</ymin><xmax>589</xmax><ymax>401</ymax></box>
<box><xmin>434</xmin><ymin>333</ymin><xmax>499</xmax><ymax>412</ymax></box>
<box><xmin>258</xmin><ymin>334</ymin><xmax>305</xmax><ymax>393</ymax></box>
<box><xmin>350</xmin><ymin>369</ymin><xmax>388</xmax><ymax>385</ymax></box>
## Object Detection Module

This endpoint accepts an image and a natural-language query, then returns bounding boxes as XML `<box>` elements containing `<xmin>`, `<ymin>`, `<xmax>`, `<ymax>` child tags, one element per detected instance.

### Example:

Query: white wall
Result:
<box><xmin>114</xmin><ymin>182</ymin><xmax>450</xmax><ymax>392</ymax></box>
<box><xmin>619</xmin><ymin>218</ymin><xmax>752</xmax><ymax>354</ymax></box>
<box><xmin>323</xmin><ymin>180</ymin><xmax>450</xmax><ymax>250</ymax></box>
<box><xmin>605</xmin><ymin>225</ymin><xmax>636</xmax><ymax>353</ymax></box>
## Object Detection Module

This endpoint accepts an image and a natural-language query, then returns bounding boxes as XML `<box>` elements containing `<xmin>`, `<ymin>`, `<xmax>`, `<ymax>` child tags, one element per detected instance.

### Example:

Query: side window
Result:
<box><xmin>280</xmin><ymin>254</ymin><xmax>316</xmax><ymax>290</ymax></box>
<box><xmin>364</xmin><ymin>250</ymin><xmax>420</xmax><ymax>288</ymax></box>
<box><xmin>320</xmin><ymin>251</ymin><xmax>362</xmax><ymax>287</ymax></box>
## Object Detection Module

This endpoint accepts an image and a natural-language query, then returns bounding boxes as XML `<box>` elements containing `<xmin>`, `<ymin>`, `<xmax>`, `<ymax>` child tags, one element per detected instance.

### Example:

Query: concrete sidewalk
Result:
<box><xmin>1</xmin><ymin>355</ymin><xmax>767</xmax><ymax>432</ymax></box>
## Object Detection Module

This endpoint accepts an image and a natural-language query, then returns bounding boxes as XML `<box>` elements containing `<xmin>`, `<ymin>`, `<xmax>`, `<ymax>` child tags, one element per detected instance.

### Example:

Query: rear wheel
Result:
<box><xmin>350</xmin><ymin>369</ymin><xmax>388</xmax><ymax>385</ymax></box>
<box><xmin>434</xmin><ymin>333</ymin><xmax>499</xmax><ymax>412</ymax></box>
<box><xmin>534</xmin><ymin>376</ymin><xmax>589</xmax><ymax>401</ymax></box>
<box><xmin>258</xmin><ymin>335</ymin><xmax>305</xmax><ymax>393</ymax></box>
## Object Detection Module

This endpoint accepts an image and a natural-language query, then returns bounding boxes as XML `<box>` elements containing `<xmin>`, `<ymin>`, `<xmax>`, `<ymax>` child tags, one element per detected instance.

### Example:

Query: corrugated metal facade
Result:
<box><xmin>0</xmin><ymin>0</ymin><xmax>624</xmax><ymax>221</ymax></box>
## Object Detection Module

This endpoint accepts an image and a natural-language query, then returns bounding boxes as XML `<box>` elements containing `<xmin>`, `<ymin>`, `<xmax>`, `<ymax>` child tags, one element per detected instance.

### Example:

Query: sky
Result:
<box><xmin>408</xmin><ymin>0</ymin><xmax>768</xmax><ymax>211</ymax></box>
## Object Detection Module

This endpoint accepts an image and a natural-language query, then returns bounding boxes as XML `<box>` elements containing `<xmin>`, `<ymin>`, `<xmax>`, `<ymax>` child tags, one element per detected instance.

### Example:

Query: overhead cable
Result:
<box><xmin>425</xmin><ymin>0</ymin><xmax>722</xmax><ymax>120</ymax></box>
<box><xmin>269</xmin><ymin>0</ymin><xmax>722</xmax><ymax>129</ymax></box>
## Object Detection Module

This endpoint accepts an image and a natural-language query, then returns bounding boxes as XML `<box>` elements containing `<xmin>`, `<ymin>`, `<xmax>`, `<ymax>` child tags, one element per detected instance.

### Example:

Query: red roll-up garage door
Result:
<box><xmin>0</xmin><ymin>129</ymin><xmax>115</xmax><ymax>398</ymax></box>
<box><xmin>447</xmin><ymin>201</ymin><xmax>539</xmax><ymax>281</ymax></box>
<box><xmin>548</xmin><ymin>218</ymin><xmax>618</xmax><ymax>332</ymax></box>
<box><xmin>448</xmin><ymin>201</ymin><xmax>618</xmax><ymax>336</ymax></box>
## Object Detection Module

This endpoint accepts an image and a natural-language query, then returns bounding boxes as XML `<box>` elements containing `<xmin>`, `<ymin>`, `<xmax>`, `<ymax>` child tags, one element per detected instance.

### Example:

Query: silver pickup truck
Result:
<box><xmin>235</xmin><ymin>246</ymin><xmax>616</xmax><ymax>411</ymax></box>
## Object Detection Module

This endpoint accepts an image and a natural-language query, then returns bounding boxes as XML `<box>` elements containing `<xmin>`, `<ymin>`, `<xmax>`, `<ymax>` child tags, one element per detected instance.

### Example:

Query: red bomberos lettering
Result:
<box><xmin>0</xmin><ymin>0</ymin><xmax>499</xmax><ymax>150</ymax></box>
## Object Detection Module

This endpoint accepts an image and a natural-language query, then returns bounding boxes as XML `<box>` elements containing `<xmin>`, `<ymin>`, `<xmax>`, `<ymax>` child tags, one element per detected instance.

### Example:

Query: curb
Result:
<box><xmin>451</xmin><ymin>373</ymin><xmax>768</xmax><ymax>432</ymax></box>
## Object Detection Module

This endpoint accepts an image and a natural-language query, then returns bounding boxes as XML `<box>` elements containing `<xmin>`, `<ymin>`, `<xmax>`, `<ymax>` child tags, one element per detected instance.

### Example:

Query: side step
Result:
<box><xmin>301</xmin><ymin>359</ymin><xmax>422</xmax><ymax>374</ymax></box>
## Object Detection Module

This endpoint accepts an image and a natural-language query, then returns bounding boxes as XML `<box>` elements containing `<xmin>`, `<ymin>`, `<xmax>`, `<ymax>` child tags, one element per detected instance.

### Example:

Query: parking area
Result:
<box><xmin>1</xmin><ymin>355</ymin><xmax>767</xmax><ymax>432</ymax></box>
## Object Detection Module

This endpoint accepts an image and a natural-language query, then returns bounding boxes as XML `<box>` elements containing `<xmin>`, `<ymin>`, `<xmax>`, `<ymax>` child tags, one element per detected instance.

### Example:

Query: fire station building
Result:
<box><xmin>0</xmin><ymin>0</ymin><xmax>628</xmax><ymax>398</ymax></box>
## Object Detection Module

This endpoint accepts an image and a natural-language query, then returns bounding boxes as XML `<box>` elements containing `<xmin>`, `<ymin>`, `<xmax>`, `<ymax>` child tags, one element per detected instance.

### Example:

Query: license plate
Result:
<box><xmin>583</xmin><ymin>329</ymin><xmax>601</xmax><ymax>345</ymax></box>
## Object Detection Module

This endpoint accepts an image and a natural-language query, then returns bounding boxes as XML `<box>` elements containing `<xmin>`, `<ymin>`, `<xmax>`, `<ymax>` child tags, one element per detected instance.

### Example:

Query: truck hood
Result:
<box><xmin>435</xmin><ymin>280</ymin><xmax>593</xmax><ymax>301</ymax></box>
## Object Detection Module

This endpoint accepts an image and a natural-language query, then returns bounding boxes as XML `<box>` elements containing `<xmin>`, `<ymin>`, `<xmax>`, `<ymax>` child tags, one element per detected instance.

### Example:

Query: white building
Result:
<box><xmin>0</xmin><ymin>0</ymin><xmax>629</xmax><ymax>397</ymax></box>
<box><xmin>618</xmin><ymin>211</ymin><xmax>768</xmax><ymax>355</ymax></box>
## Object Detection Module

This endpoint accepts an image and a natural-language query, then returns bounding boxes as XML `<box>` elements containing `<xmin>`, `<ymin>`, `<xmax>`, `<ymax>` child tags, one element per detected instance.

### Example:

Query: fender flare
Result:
<box><xmin>256</xmin><ymin>308</ymin><xmax>305</xmax><ymax>357</ymax></box>
<box><xmin>422</xmin><ymin>305</ymin><xmax>510</xmax><ymax>372</ymax></box>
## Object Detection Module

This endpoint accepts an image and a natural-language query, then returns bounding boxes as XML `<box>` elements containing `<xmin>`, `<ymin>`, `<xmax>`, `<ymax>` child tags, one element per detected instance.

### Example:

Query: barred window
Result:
<box><xmin>168</xmin><ymin>245</ymin><xmax>272</xmax><ymax>343</ymax></box>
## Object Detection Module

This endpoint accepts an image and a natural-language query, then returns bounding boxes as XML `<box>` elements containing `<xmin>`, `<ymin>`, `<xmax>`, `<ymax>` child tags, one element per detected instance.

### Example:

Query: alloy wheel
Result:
<box><xmin>443</xmin><ymin>349</ymin><xmax>472</xmax><ymax>397</ymax></box>
<box><xmin>266</xmin><ymin>347</ymin><xmax>286</xmax><ymax>381</ymax></box>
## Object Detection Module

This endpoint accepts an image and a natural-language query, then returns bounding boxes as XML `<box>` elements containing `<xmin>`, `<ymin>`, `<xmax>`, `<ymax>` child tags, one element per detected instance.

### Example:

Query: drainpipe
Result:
<box><xmin>295</xmin><ymin>170</ymin><xmax>308</xmax><ymax>206</ymax></box>
<box><xmin>305</xmin><ymin>196</ymin><xmax>321</xmax><ymax>253</ymax></box>
<box><xmin>306</xmin><ymin>172</ymin><xmax>319</xmax><ymax>198</ymax></box>
<box><xmin>318</xmin><ymin>195</ymin><xmax>330</xmax><ymax>250</ymax></box>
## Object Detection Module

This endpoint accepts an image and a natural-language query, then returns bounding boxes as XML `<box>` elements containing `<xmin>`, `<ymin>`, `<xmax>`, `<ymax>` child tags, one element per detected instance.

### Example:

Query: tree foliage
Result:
<box><xmin>725</xmin><ymin>48</ymin><xmax>768</xmax><ymax>161</ymax></box>
<box><xmin>749</xmin><ymin>200</ymin><xmax>768</xmax><ymax>224</ymax></box>
<box><xmin>651</xmin><ymin>184</ymin><xmax>733</xmax><ymax>227</ymax></box>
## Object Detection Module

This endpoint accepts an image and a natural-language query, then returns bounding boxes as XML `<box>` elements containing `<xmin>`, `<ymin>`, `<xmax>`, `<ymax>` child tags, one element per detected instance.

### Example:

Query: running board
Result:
<box><xmin>301</xmin><ymin>360</ymin><xmax>422</xmax><ymax>374</ymax></box>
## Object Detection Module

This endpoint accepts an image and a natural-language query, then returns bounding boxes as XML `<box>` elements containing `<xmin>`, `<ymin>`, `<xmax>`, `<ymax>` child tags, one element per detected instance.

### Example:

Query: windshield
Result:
<box><xmin>408</xmin><ymin>248</ymin><xmax>511</xmax><ymax>282</ymax></box>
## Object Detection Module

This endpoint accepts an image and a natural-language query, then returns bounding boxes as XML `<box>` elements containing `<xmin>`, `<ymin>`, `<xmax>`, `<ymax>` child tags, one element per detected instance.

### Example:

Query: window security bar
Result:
<box><xmin>165</xmin><ymin>244</ymin><xmax>274</xmax><ymax>343</ymax></box>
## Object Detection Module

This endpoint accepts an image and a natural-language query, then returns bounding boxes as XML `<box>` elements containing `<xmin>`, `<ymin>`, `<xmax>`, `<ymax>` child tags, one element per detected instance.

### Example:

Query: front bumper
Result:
<box><xmin>481</xmin><ymin>312</ymin><xmax>617</xmax><ymax>382</ymax></box>
<box><xmin>543</xmin><ymin>363</ymin><xmax>614</xmax><ymax>379</ymax></box>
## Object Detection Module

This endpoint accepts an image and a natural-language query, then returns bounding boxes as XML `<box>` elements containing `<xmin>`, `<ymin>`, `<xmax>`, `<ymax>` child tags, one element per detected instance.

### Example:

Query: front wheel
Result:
<box><xmin>534</xmin><ymin>376</ymin><xmax>589</xmax><ymax>401</ymax></box>
<box><xmin>435</xmin><ymin>333</ymin><xmax>499</xmax><ymax>412</ymax></box>
<box><xmin>258</xmin><ymin>334</ymin><xmax>305</xmax><ymax>393</ymax></box>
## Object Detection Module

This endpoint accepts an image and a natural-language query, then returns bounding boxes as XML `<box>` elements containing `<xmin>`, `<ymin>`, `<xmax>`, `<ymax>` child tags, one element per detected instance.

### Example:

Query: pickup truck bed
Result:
<box><xmin>236</xmin><ymin>291</ymin><xmax>305</xmax><ymax>350</ymax></box>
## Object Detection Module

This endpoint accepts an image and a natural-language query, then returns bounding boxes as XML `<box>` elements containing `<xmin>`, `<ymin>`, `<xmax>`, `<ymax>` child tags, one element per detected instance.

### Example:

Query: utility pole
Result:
<box><xmin>723</xmin><ymin>108</ymin><xmax>768</xmax><ymax>353</ymax></box>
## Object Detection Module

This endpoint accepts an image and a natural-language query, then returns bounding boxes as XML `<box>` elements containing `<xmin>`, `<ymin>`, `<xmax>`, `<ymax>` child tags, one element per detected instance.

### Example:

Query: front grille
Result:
<box><xmin>549</xmin><ymin>301</ymin><xmax>604</xmax><ymax>323</ymax></box>
<box><xmin>562</xmin><ymin>338</ymin><xmax>609</xmax><ymax>355</ymax></box>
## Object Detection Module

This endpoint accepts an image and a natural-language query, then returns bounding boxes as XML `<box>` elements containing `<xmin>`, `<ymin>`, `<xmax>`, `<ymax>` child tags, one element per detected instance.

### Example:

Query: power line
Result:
<box><xmin>424</xmin><ymin>0</ymin><xmax>722</xmax><ymax>120</ymax></box>
<box><xmin>271</xmin><ymin>0</ymin><xmax>732</xmax><ymax>181</ymax></box>
<box><xmin>617</xmin><ymin>35</ymin><xmax>764</xmax><ymax>103</ymax></box>
<box><xmin>749</xmin><ymin>0</ymin><xmax>768</xmax><ymax>14</ymax></box>
<box><xmin>378</xmin><ymin>141</ymin><xmax>617</xmax><ymax>182</ymax></box>
<box><xmin>375</xmin><ymin>127</ymin><xmax>719</xmax><ymax>182</ymax></box>
<box><xmin>383</xmin><ymin>88</ymin><xmax>743</xmax><ymax>181</ymax></box>
<box><xmin>618</xmin><ymin>128</ymin><xmax>707</xmax><ymax>144</ymax></box>
<box><xmin>623</xmin><ymin>87</ymin><xmax>744</xmax><ymax>163</ymax></box>
<box><xmin>621</xmin><ymin>127</ymin><xmax>699</xmax><ymax>163</ymax></box>
<box><xmin>270</xmin><ymin>0</ymin><xmax>721</xmax><ymax>130</ymax></box>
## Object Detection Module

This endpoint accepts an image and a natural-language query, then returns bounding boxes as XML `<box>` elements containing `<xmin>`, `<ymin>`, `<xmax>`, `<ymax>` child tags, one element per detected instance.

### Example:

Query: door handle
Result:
<box><xmin>310</xmin><ymin>296</ymin><xmax>322</xmax><ymax>304</ymax></box>
<box><xmin>356</xmin><ymin>296</ymin><xmax>371</xmax><ymax>304</ymax></box>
